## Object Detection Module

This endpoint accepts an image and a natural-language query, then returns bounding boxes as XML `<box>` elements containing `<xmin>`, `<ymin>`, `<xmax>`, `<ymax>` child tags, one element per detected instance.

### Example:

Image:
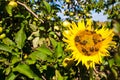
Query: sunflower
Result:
<box><xmin>63</xmin><ymin>19</ymin><xmax>115</xmax><ymax>69</ymax></box>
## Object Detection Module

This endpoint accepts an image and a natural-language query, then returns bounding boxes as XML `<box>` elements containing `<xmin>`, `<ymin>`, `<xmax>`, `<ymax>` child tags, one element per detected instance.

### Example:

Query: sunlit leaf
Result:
<box><xmin>114</xmin><ymin>53</ymin><xmax>120</xmax><ymax>66</ymax></box>
<box><xmin>36</xmin><ymin>45</ymin><xmax>52</xmax><ymax>56</ymax></box>
<box><xmin>15</xmin><ymin>24</ymin><xmax>26</xmax><ymax>49</ymax></box>
<box><xmin>55</xmin><ymin>70</ymin><xmax>63</xmax><ymax>80</ymax></box>
<box><xmin>14</xmin><ymin>14</ymin><xmax>25</xmax><ymax>18</ymax></box>
<box><xmin>28</xmin><ymin>45</ymin><xmax>53</xmax><ymax>61</ymax></box>
<box><xmin>111</xmin><ymin>68</ymin><xmax>118</xmax><ymax>79</ymax></box>
<box><xmin>11</xmin><ymin>55</ymin><xmax>20</xmax><ymax>65</ymax></box>
<box><xmin>13</xmin><ymin>63</ymin><xmax>39</xmax><ymax>79</ymax></box>
<box><xmin>5</xmin><ymin>5</ymin><xmax>12</xmax><ymax>16</ymax></box>
<box><xmin>108</xmin><ymin>59</ymin><xmax>114</xmax><ymax>68</ymax></box>
<box><xmin>43</xmin><ymin>1</ymin><xmax>51</xmax><ymax>13</ymax></box>
<box><xmin>29</xmin><ymin>50</ymin><xmax>48</xmax><ymax>61</ymax></box>
<box><xmin>6</xmin><ymin>72</ymin><xmax>16</xmax><ymax>80</ymax></box>
<box><xmin>55</xmin><ymin>42</ymin><xmax>63</xmax><ymax>58</ymax></box>
<box><xmin>25</xmin><ymin>58</ymin><xmax>36</xmax><ymax>65</ymax></box>
<box><xmin>49</xmin><ymin>37</ymin><xmax>57</xmax><ymax>49</ymax></box>
<box><xmin>5</xmin><ymin>66</ymin><xmax>11</xmax><ymax>75</ymax></box>
<box><xmin>2</xmin><ymin>38</ymin><xmax>15</xmax><ymax>46</ymax></box>
<box><xmin>29</xmin><ymin>24</ymin><xmax>38</xmax><ymax>31</ymax></box>
<box><xmin>0</xmin><ymin>43</ymin><xmax>12</xmax><ymax>53</ymax></box>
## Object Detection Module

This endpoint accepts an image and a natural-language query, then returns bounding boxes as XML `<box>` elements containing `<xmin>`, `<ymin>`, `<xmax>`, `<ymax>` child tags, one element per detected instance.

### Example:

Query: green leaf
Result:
<box><xmin>29</xmin><ymin>24</ymin><xmax>38</xmax><ymax>31</ymax></box>
<box><xmin>49</xmin><ymin>37</ymin><xmax>57</xmax><ymax>49</ymax></box>
<box><xmin>29</xmin><ymin>50</ymin><xmax>48</xmax><ymax>61</ymax></box>
<box><xmin>28</xmin><ymin>45</ymin><xmax>53</xmax><ymax>61</ymax></box>
<box><xmin>6</xmin><ymin>5</ymin><xmax>13</xmax><ymax>16</ymax></box>
<box><xmin>15</xmin><ymin>24</ymin><xmax>26</xmax><ymax>49</ymax></box>
<box><xmin>6</xmin><ymin>72</ymin><xmax>16</xmax><ymax>80</ymax></box>
<box><xmin>14</xmin><ymin>14</ymin><xmax>25</xmax><ymax>19</ymax></box>
<box><xmin>5</xmin><ymin>66</ymin><xmax>11</xmax><ymax>75</ymax></box>
<box><xmin>55</xmin><ymin>70</ymin><xmax>63</xmax><ymax>80</ymax></box>
<box><xmin>111</xmin><ymin>68</ymin><xmax>118</xmax><ymax>79</ymax></box>
<box><xmin>43</xmin><ymin>1</ymin><xmax>51</xmax><ymax>13</ymax></box>
<box><xmin>55</xmin><ymin>42</ymin><xmax>63</xmax><ymax>58</ymax></box>
<box><xmin>13</xmin><ymin>63</ymin><xmax>38</xmax><ymax>79</ymax></box>
<box><xmin>2</xmin><ymin>38</ymin><xmax>15</xmax><ymax>46</ymax></box>
<box><xmin>25</xmin><ymin>58</ymin><xmax>36</xmax><ymax>65</ymax></box>
<box><xmin>34</xmin><ymin>77</ymin><xmax>42</xmax><ymax>80</ymax></box>
<box><xmin>114</xmin><ymin>53</ymin><xmax>120</xmax><ymax>66</ymax></box>
<box><xmin>11</xmin><ymin>55</ymin><xmax>20</xmax><ymax>65</ymax></box>
<box><xmin>108</xmin><ymin>59</ymin><xmax>114</xmax><ymax>68</ymax></box>
<box><xmin>36</xmin><ymin>45</ymin><xmax>52</xmax><ymax>56</ymax></box>
<box><xmin>0</xmin><ymin>43</ymin><xmax>12</xmax><ymax>53</ymax></box>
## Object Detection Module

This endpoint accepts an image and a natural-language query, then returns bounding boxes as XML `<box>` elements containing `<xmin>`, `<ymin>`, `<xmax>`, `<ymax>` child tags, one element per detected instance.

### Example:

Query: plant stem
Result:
<box><xmin>17</xmin><ymin>1</ymin><xmax>44</xmax><ymax>23</ymax></box>
<box><xmin>90</xmin><ymin>68</ymin><xmax>94</xmax><ymax>80</ymax></box>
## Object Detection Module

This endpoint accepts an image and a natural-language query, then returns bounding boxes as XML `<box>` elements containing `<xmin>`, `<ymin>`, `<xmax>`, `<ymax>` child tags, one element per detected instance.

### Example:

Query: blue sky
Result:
<box><xmin>50</xmin><ymin>0</ymin><xmax>119</xmax><ymax>22</ymax></box>
<box><xmin>33</xmin><ymin>0</ymin><xmax>108</xmax><ymax>22</ymax></box>
<box><xmin>91</xmin><ymin>10</ymin><xmax>108</xmax><ymax>22</ymax></box>
<box><xmin>57</xmin><ymin>10</ymin><xmax>108</xmax><ymax>22</ymax></box>
<box><xmin>55</xmin><ymin>1</ymin><xmax>108</xmax><ymax>22</ymax></box>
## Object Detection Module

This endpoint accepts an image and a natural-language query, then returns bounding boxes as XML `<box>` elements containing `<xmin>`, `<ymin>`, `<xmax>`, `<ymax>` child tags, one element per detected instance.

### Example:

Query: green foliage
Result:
<box><xmin>15</xmin><ymin>24</ymin><xmax>26</xmax><ymax>49</ymax></box>
<box><xmin>6</xmin><ymin>72</ymin><xmax>16</xmax><ymax>80</ymax></box>
<box><xmin>13</xmin><ymin>63</ymin><xmax>39</xmax><ymax>79</ymax></box>
<box><xmin>43</xmin><ymin>1</ymin><xmax>51</xmax><ymax>13</ymax></box>
<box><xmin>0</xmin><ymin>43</ymin><xmax>12</xmax><ymax>53</ymax></box>
<box><xmin>0</xmin><ymin>0</ymin><xmax>119</xmax><ymax>80</ymax></box>
<box><xmin>6</xmin><ymin>5</ymin><xmax>13</xmax><ymax>16</ymax></box>
<box><xmin>28</xmin><ymin>45</ymin><xmax>53</xmax><ymax>61</ymax></box>
<box><xmin>55</xmin><ymin>42</ymin><xmax>64</xmax><ymax>58</ymax></box>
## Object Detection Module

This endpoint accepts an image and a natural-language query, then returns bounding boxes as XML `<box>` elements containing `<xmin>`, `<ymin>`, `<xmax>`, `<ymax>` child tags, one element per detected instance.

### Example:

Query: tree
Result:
<box><xmin>0</xmin><ymin>0</ymin><xmax>119</xmax><ymax>80</ymax></box>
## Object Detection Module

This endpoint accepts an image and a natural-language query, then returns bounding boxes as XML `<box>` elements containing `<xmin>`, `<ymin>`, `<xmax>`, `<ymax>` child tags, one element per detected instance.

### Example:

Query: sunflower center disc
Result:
<box><xmin>74</xmin><ymin>30</ymin><xmax>103</xmax><ymax>56</ymax></box>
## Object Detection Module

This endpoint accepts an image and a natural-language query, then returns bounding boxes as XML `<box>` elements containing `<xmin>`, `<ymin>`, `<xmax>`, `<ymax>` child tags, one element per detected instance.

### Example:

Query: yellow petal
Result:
<box><xmin>86</xmin><ymin>19</ymin><xmax>92</xmax><ymax>30</ymax></box>
<box><xmin>78</xmin><ymin>19</ymin><xmax>85</xmax><ymax>30</ymax></box>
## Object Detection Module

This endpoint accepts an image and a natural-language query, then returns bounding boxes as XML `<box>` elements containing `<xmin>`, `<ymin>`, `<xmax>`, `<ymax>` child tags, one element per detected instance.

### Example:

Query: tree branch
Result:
<box><xmin>17</xmin><ymin>1</ymin><xmax>44</xmax><ymax>23</ymax></box>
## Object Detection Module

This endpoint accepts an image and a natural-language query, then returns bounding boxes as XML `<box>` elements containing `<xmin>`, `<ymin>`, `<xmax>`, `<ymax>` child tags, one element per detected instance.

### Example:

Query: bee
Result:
<box><xmin>89</xmin><ymin>46</ymin><xmax>94</xmax><ymax>52</ymax></box>
<box><xmin>75</xmin><ymin>36</ymin><xmax>80</xmax><ymax>42</ymax></box>
<box><xmin>91</xmin><ymin>31</ymin><xmax>96</xmax><ymax>34</ymax></box>
<box><xmin>82</xmin><ymin>47</ymin><xmax>90</xmax><ymax>56</ymax></box>
<box><xmin>87</xmin><ymin>60</ymin><xmax>92</xmax><ymax>65</ymax></box>
<box><xmin>79</xmin><ymin>40</ymin><xmax>87</xmax><ymax>45</ymax></box>
<box><xmin>95</xmin><ymin>47</ymin><xmax>99</xmax><ymax>51</ymax></box>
